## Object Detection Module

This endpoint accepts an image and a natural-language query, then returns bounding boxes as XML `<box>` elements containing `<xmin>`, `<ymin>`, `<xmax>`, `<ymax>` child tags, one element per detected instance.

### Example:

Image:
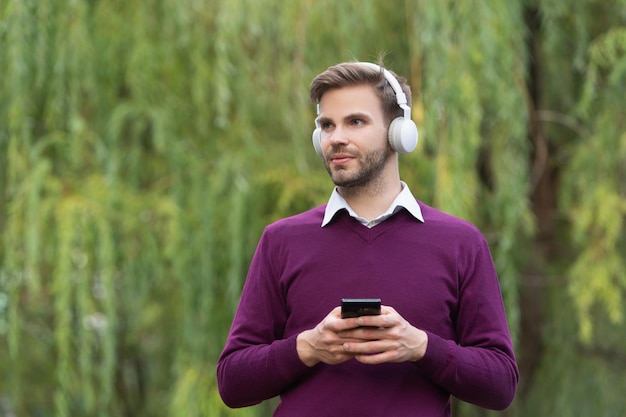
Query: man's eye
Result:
<box><xmin>321</xmin><ymin>122</ymin><xmax>333</xmax><ymax>130</ymax></box>
<box><xmin>351</xmin><ymin>119</ymin><xmax>364</xmax><ymax>126</ymax></box>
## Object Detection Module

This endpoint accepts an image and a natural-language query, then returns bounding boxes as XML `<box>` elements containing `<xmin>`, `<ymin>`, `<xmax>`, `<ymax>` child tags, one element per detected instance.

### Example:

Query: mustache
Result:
<box><xmin>327</xmin><ymin>147</ymin><xmax>358</xmax><ymax>158</ymax></box>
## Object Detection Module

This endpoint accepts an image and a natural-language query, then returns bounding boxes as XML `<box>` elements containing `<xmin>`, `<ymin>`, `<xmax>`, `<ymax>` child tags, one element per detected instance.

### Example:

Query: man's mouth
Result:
<box><xmin>330</xmin><ymin>153</ymin><xmax>354</xmax><ymax>165</ymax></box>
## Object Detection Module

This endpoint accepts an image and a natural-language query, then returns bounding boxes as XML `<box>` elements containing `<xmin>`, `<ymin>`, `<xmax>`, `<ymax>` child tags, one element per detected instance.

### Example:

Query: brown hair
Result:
<box><xmin>309</xmin><ymin>61</ymin><xmax>412</xmax><ymax>125</ymax></box>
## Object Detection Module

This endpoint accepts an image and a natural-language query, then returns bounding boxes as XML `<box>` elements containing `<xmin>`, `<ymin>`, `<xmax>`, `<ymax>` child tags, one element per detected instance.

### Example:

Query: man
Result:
<box><xmin>217</xmin><ymin>61</ymin><xmax>518</xmax><ymax>416</ymax></box>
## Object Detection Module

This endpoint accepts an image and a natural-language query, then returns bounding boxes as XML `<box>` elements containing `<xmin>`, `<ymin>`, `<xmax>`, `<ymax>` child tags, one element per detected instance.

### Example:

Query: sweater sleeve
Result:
<box><xmin>216</xmin><ymin>229</ymin><xmax>314</xmax><ymax>408</ymax></box>
<box><xmin>217</xmin><ymin>335</ymin><xmax>313</xmax><ymax>408</ymax></box>
<box><xmin>414</xmin><ymin>238</ymin><xmax>519</xmax><ymax>410</ymax></box>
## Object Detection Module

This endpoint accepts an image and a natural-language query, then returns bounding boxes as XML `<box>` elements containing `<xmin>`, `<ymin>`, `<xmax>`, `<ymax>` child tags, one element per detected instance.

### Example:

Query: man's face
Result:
<box><xmin>316</xmin><ymin>85</ymin><xmax>391</xmax><ymax>188</ymax></box>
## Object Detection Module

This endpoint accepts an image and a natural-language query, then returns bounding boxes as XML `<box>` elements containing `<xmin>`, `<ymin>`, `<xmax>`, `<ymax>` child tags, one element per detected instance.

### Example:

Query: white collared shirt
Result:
<box><xmin>322</xmin><ymin>181</ymin><xmax>425</xmax><ymax>228</ymax></box>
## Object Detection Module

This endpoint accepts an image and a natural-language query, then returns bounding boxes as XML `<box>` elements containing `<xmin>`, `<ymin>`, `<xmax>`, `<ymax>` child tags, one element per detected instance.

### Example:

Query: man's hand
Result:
<box><xmin>297</xmin><ymin>306</ymin><xmax>428</xmax><ymax>367</ymax></box>
<box><xmin>296</xmin><ymin>307</ymin><xmax>363</xmax><ymax>367</ymax></box>
<box><xmin>339</xmin><ymin>306</ymin><xmax>428</xmax><ymax>364</ymax></box>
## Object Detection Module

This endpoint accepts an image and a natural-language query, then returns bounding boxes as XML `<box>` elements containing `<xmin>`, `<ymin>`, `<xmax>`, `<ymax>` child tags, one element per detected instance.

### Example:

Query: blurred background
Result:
<box><xmin>1</xmin><ymin>0</ymin><xmax>625</xmax><ymax>416</ymax></box>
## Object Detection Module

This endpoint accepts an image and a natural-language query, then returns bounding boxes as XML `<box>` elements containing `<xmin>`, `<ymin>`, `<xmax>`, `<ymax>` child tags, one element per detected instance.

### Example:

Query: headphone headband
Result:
<box><xmin>354</xmin><ymin>62</ymin><xmax>411</xmax><ymax>120</ymax></box>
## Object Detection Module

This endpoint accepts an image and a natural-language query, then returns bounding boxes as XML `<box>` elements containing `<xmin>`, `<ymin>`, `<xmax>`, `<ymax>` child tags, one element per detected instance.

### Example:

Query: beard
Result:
<box><xmin>324</xmin><ymin>142</ymin><xmax>392</xmax><ymax>188</ymax></box>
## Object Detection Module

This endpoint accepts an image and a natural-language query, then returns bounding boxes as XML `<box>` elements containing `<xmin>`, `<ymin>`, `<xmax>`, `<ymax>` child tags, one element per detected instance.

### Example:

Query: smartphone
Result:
<box><xmin>341</xmin><ymin>298</ymin><xmax>382</xmax><ymax>319</ymax></box>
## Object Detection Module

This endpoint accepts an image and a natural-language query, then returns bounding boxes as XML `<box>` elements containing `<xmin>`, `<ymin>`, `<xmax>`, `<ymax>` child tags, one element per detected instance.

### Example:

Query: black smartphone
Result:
<box><xmin>341</xmin><ymin>298</ymin><xmax>382</xmax><ymax>319</ymax></box>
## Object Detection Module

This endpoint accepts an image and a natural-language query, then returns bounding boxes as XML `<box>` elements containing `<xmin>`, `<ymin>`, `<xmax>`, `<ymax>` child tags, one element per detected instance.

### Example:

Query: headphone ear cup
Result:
<box><xmin>388</xmin><ymin>117</ymin><xmax>418</xmax><ymax>154</ymax></box>
<box><xmin>312</xmin><ymin>127</ymin><xmax>324</xmax><ymax>158</ymax></box>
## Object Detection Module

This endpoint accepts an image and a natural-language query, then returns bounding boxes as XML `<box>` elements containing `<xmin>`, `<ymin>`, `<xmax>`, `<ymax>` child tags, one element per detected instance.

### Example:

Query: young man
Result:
<box><xmin>217</xmin><ymin>61</ymin><xmax>518</xmax><ymax>416</ymax></box>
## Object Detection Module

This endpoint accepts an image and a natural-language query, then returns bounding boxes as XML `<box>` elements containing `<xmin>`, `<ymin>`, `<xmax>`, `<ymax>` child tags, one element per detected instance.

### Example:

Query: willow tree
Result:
<box><xmin>512</xmin><ymin>2</ymin><xmax>626</xmax><ymax>416</ymax></box>
<box><xmin>1</xmin><ymin>1</ymin><xmax>625</xmax><ymax>417</ymax></box>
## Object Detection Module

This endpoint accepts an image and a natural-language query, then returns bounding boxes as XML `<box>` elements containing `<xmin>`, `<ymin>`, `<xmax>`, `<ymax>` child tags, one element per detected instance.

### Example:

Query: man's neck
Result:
<box><xmin>338</xmin><ymin>176</ymin><xmax>402</xmax><ymax>221</ymax></box>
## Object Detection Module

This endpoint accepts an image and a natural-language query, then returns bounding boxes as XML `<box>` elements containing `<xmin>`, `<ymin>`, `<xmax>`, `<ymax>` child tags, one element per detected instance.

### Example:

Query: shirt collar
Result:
<box><xmin>322</xmin><ymin>181</ymin><xmax>425</xmax><ymax>227</ymax></box>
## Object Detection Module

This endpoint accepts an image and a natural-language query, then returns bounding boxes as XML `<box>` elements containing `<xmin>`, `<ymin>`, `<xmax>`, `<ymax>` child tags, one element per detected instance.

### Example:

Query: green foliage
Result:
<box><xmin>1</xmin><ymin>0</ymin><xmax>625</xmax><ymax>416</ymax></box>
<box><xmin>563</xmin><ymin>26</ymin><xmax>626</xmax><ymax>342</ymax></box>
<box><xmin>521</xmin><ymin>286</ymin><xmax>626</xmax><ymax>417</ymax></box>
<box><xmin>406</xmin><ymin>1</ymin><xmax>534</xmax><ymax>340</ymax></box>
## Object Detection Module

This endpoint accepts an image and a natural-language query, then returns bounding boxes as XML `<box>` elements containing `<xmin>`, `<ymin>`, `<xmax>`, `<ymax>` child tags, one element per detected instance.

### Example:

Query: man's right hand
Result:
<box><xmin>296</xmin><ymin>307</ymin><xmax>363</xmax><ymax>367</ymax></box>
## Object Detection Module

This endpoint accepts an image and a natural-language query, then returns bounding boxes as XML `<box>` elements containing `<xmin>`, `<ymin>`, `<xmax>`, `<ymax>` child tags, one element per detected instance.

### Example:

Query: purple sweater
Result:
<box><xmin>217</xmin><ymin>203</ymin><xmax>518</xmax><ymax>416</ymax></box>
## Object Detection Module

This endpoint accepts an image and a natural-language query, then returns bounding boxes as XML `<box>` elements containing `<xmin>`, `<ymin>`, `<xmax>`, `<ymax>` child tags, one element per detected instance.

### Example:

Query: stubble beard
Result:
<box><xmin>325</xmin><ymin>143</ymin><xmax>392</xmax><ymax>190</ymax></box>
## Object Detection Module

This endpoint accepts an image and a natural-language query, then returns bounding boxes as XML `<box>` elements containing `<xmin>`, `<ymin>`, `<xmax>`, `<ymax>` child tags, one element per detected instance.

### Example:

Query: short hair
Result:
<box><xmin>309</xmin><ymin>61</ymin><xmax>412</xmax><ymax>125</ymax></box>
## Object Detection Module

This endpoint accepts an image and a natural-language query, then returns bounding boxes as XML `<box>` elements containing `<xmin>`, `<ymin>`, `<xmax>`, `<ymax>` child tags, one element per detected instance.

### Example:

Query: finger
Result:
<box><xmin>339</xmin><ymin>326</ymin><xmax>384</xmax><ymax>340</ymax></box>
<box><xmin>324</xmin><ymin>307</ymin><xmax>362</xmax><ymax>332</ymax></box>
<box><xmin>345</xmin><ymin>339</ymin><xmax>412</xmax><ymax>365</ymax></box>
<box><xmin>343</xmin><ymin>339</ymin><xmax>388</xmax><ymax>355</ymax></box>
<box><xmin>380</xmin><ymin>305</ymin><xmax>396</xmax><ymax>314</ymax></box>
<box><xmin>354</xmin><ymin>350</ymin><xmax>401</xmax><ymax>365</ymax></box>
<box><xmin>355</xmin><ymin>314</ymin><xmax>398</xmax><ymax>329</ymax></box>
<box><xmin>330</xmin><ymin>306</ymin><xmax>343</xmax><ymax>317</ymax></box>
<box><xmin>333</xmin><ymin>317</ymin><xmax>362</xmax><ymax>332</ymax></box>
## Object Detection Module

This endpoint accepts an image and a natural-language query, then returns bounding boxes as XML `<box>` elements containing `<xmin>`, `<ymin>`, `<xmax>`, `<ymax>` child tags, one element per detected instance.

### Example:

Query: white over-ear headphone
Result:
<box><xmin>312</xmin><ymin>62</ymin><xmax>418</xmax><ymax>158</ymax></box>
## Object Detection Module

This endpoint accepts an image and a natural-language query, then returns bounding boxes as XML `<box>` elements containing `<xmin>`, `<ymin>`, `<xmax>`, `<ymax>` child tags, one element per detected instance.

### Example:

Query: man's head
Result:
<box><xmin>310</xmin><ymin>62</ymin><xmax>417</xmax><ymax>158</ymax></box>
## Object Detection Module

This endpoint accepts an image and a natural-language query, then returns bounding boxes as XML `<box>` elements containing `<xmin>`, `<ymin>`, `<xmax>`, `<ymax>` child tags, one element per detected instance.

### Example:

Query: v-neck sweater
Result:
<box><xmin>217</xmin><ymin>202</ymin><xmax>518</xmax><ymax>417</ymax></box>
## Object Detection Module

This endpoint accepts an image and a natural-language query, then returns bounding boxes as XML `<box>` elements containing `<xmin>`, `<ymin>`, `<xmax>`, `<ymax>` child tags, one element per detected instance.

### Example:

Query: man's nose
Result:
<box><xmin>327</xmin><ymin>125</ymin><xmax>349</xmax><ymax>147</ymax></box>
